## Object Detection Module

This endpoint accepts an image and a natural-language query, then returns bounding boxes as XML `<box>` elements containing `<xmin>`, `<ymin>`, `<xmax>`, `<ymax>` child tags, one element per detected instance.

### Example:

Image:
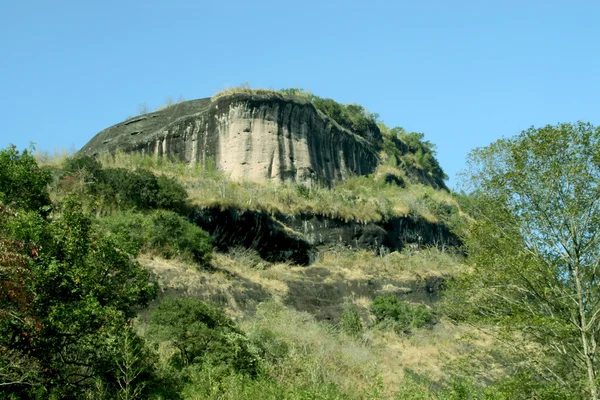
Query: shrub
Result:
<box><xmin>103</xmin><ymin>167</ymin><xmax>160</xmax><ymax>209</ymax></box>
<box><xmin>409</xmin><ymin>303</ymin><xmax>437</xmax><ymax>329</ymax></box>
<box><xmin>156</xmin><ymin>174</ymin><xmax>187</xmax><ymax>211</ymax></box>
<box><xmin>370</xmin><ymin>295</ymin><xmax>436</xmax><ymax>334</ymax></box>
<box><xmin>146</xmin><ymin>210</ymin><xmax>212</xmax><ymax>265</ymax></box>
<box><xmin>61</xmin><ymin>154</ymin><xmax>103</xmax><ymax>181</ymax></box>
<box><xmin>228</xmin><ymin>246</ymin><xmax>270</xmax><ymax>270</ymax></box>
<box><xmin>339</xmin><ymin>306</ymin><xmax>363</xmax><ymax>338</ymax></box>
<box><xmin>147</xmin><ymin>297</ymin><xmax>262</xmax><ymax>377</ymax></box>
<box><xmin>101</xmin><ymin>212</ymin><xmax>147</xmax><ymax>256</ymax></box>
<box><xmin>102</xmin><ymin>168</ymin><xmax>187</xmax><ymax>212</ymax></box>
<box><xmin>58</xmin><ymin>156</ymin><xmax>189</xmax><ymax>213</ymax></box>
<box><xmin>0</xmin><ymin>145</ymin><xmax>52</xmax><ymax>212</ymax></box>
<box><xmin>101</xmin><ymin>210</ymin><xmax>213</xmax><ymax>265</ymax></box>
<box><xmin>248</xmin><ymin>328</ymin><xmax>289</xmax><ymax>365</ymax></box>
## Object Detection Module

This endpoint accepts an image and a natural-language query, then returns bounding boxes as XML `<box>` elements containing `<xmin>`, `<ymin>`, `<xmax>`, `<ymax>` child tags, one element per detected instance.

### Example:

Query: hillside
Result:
<box><xmin>1</xmin><ymin>91</ymin><xmax>545</xmax><ymax>399</ymax></box>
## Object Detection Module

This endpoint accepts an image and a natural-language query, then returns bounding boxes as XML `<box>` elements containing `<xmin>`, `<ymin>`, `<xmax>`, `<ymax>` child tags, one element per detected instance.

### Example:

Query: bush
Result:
<box><xmin>339</xmin><ymin>306</ymin><xmax>363</xmax><ymax>338</ymax></box>
<box><xmin>0</xmin><ymin>145</ymin><xmax>52</xmax><ymax>212</ymax></box>
<box><xmin>147</xmin><ymin>297</ymin><xmax>262</xmax><ymax>377</ymax></box>
<box><xmin>146</xmin><ymin>210</ymin><xmax>212</xmax><ymax>265</ymax></box>
<box><xmin>61</xmin><ymin>154</ymin><xmax>103</xmax><ymax>181</ymax></box>
<box><xmin>58</xmin><ymin>156</ymin><xmax>189</xmax><ymax>213</ymax></box>
<box><xmin>102</xmin><ymin>210</ymin><xmax>213</xmax><ymax>265</ymax></box>
<box><xmin>156</xmin><ymin>174</ymin><xmax>187</xmax><ymax>211</ymax></box>
<box><xmin>101</xmin><ymin>212</ymin><xmax>147</xmax><ymax>255</ymax></box>
<box><xmin>370</xmin><ymin>295</ymin><xmax>436</xmax><ymax>334</ymax></box>
<box><xmin>103</xmin><ymin>167</ymin><xmax>160</xmax><ymax>209</ymax></box>
<box><xmin>248</xmin><ymin>328</ymin><xmax>289</xmax><ymax>365</ymax></box>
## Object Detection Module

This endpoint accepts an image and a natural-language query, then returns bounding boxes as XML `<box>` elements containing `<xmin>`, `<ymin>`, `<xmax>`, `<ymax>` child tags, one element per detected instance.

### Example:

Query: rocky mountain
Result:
<box><xmin>79</xmin><ymin>90</ymin><xmax>459</xmax><ymax>264</ymax></box>
<box><xmin>80</xmin><ymin>92</ymin><xmax>381</xmax><ymax>187</ymax></box>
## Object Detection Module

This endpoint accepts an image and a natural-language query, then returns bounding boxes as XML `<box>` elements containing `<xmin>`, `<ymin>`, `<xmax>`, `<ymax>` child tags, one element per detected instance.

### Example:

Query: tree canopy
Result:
<box><xmin>452</xmin><ymin>122</ymin><xmax>600</xmax><ymax>398</ymax></box>
<box><xmin>0</xmin><ymin>147</ymin><xmax>160</xmax><ymax>397</ymax></box>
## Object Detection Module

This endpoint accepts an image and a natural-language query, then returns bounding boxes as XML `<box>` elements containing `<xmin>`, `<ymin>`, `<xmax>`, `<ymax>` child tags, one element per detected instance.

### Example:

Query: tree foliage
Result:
<box><xmin>147</xmin><ymin>297</ymin><xmax>262</xmax><ymax>377</ymax></box>
<box><xmin>60</xmin><ymin>155</ymin><xmax>188</xmax><ymax>213</ymax></box>
<box><xmin>0</xmin><ymin>200</ymin><xmax>159</xmax><ymax>397</ymax></box>
<box><xmin>0</xmin><ymin>145</ymin><xmax>51</xmax><ymax>212</ymax></box>
<box><xmin>452</xmin><ymin>122</ymin><xmax>600</xmax><ymax>398</ymax></box>
<box><xmin>0</xmin><ymin>147</ymin><xmax>162</xmax><ymax>397</ymax></box>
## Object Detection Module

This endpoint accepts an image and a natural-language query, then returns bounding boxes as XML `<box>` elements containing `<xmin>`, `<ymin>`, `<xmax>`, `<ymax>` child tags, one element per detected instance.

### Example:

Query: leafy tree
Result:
<box><xmin>453</xmin><ymin>122</ymin><xmax>600</xmax><ymax>398</ymax></box>
<box><xmin>147</xmin><ymin>297</ymin><xmax>261</xmax><ymax>377</ymax></box>
<box><xmin>0</xmin><ymin>145</ymin><xmax>52</xmax><ymax>212</ymax></box>
<box><xmin>101</xmin><ymin>210</ymin><xmax>213</xmax><ymax>265</ymax></box>
<box><xmin>0</xmin><ymin>199</ymin><xmax>158</xmax><ymax>397</ymax></box>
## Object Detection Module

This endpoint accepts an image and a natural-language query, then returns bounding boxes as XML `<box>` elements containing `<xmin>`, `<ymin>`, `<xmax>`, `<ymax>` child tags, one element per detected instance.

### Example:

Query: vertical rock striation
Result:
<box><xmin>80</xmin><ymin>93</ymin><xmax>380</xmax><ymax>186</ymax></box>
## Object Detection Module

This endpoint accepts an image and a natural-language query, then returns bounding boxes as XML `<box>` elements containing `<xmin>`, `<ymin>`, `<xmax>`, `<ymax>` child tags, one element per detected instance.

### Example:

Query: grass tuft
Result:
<box><xmin>97</xmin><ymin>151</ymin><xmax>463</xmax><ymax>225</ymax></box>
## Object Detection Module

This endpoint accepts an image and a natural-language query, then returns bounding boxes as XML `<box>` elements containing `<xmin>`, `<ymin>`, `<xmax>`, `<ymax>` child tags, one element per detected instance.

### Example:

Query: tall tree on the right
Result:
<box><xmin>454</xmin><ymin>122</ymin><xmax>600</xmax><ymax>398</ymax></box>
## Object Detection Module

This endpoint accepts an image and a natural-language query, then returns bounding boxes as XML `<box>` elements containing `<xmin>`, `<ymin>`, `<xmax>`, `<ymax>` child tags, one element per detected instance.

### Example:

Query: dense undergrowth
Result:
<box><xmin>0</xmin><ymin>108</ymin><xmax>573</xmax><ymax>398</ymax></box>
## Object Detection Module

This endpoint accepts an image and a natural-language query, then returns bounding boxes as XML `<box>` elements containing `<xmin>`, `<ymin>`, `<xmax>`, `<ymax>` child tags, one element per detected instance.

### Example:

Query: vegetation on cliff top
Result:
<box><xmin>212</xmin><ymin>86</ymin><xmax>448</xmax><ymax>188</ymax></box>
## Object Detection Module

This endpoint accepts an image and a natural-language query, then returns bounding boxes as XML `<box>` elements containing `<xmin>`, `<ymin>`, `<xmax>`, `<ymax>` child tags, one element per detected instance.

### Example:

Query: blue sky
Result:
<box><xmin>1</xmin><ymin>1</ymin><xmax>599</xmax><ymax>188</ymax></box>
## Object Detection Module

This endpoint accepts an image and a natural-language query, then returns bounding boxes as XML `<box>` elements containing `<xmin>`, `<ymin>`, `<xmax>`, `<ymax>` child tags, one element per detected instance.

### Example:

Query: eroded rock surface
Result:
<box><xmin>80</xmin><ymin>93</ymin><xmax>380</xmax><ymax>186</ymax></box>
<box><xmin>189</xmin><ymin>206</ymin><xmax>459</xmax><ymax>266</ymax></box>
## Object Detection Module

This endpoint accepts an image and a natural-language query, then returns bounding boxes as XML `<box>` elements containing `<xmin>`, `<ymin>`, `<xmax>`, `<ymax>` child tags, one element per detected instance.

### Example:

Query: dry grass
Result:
<box><xmin>140</xmin><ymin>254</ymin><xmax>253</xmax><ymax>319</ymax></box>
<box><xmin>240</xmin><ymin>300</ymin><xmax>488</xmax><ymax>398</ymax></box>
<box><xmin>212</xmin><ymin>251</ymin><xmax>291</xmax><ymax>299</ymax></box>
<box><xmin>137</xmin><ymin>245</ymin><xmax>490</xmax><ymax>397</ymax></box>
<box><xmin>98</xmin><ymin>151</ymin><xmax>462</xmax><ymax>225</ymax></box>
<box><xmin>211</xmin><ymin>84</ymin><xmax>283</xmax><ymax>101</ymax></box>
<box><xmin>35</xmin><ymin>148</ymin><xmax>74</xmax><ymax>169</ymax></box>
<box><xmin>243</xmin><ymin>300</ymin><xmax>382</xmax><ymax>394</ymax></box>
<box><xmin>316</xmin><ymin>247</ymin><xmax>465</xmax><ymax>283</ymax></box>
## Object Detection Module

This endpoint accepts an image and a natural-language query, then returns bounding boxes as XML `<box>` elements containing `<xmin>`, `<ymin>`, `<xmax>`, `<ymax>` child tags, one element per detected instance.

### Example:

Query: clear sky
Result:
<box><xmin>1</xmin><ymin>1</ymin><xmax>599</xmax><ymax>188</ymax></box>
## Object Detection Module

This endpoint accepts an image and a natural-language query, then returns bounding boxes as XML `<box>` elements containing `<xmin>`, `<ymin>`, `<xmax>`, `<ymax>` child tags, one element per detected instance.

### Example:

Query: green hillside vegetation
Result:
<box><xmin>2</xmin><ymin>101</ymin><xmax>597</xmax><ymax>398</ymax></box>
<box><xmin>97</xmin><ymin>150</ymin><xmax>460</xmax><ymax>226</ymax></box>
<box><xmin>2</xmin><ymin>144</ymin><xmax>483</xmax><ymax>399</ymax></box>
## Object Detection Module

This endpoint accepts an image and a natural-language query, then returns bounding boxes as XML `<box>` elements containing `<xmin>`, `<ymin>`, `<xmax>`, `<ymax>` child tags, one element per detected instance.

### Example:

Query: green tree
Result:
<box><xmin>0</xmin><ymin>199</ymin><xmax>158</xmax><ymax>397</ymax></box>
<box><xmin>0</xmin><ymin>145</ymin><xmax>52</xmax><ymax>212</ymax></box>
<box><xmin>453</xmin><ymin>122</ymin><xmax>600</xmax><ymax>398</ymax></box>
<box><xmin>147</xmin><ymin>297</ymin><xmax>261</xmax><ymax>377</ymax></box>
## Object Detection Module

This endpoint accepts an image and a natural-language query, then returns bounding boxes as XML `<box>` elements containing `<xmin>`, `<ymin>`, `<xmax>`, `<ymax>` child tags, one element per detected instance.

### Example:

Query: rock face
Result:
<box><xmin>80</xmin><ymin>93</ymin><xmax>380</xmax><ymax>186</ymax></box>
<box><xmin>189</xmin><ymin>206</ymin><xmax>459</xmax><ymax>266</ymax></box>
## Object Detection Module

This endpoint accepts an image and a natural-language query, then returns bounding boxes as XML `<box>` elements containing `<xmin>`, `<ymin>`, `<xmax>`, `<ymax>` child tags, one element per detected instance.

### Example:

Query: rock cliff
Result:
<box><xmin>80</xmin><ymin>93</ymin><xmax>380</xmax><ymax>186</ymax></box>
